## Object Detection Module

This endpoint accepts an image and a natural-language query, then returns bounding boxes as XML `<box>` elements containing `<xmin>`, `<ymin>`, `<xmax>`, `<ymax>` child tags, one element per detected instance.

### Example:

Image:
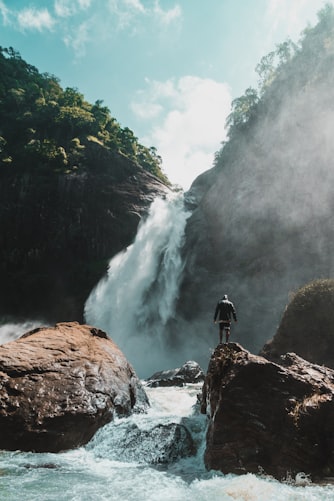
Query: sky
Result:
<box><xmin>0</xmin><ymin>0</ymin><xmax>329</xmax><ymax>189</ymax></box>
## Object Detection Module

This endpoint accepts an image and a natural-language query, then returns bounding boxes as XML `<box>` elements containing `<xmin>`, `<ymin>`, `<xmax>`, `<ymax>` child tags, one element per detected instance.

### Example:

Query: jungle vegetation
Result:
<box><xmin>0</xmin><ymin>46</ymin><xmax>169</xmax><ymax>184</ymax></box>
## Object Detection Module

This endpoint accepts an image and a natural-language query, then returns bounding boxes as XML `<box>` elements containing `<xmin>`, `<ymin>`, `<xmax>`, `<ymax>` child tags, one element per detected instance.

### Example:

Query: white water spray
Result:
<box><xmin>84</xmin><ymin>194</ymin><xmax>191</xmax><ymax>377</ymax></box>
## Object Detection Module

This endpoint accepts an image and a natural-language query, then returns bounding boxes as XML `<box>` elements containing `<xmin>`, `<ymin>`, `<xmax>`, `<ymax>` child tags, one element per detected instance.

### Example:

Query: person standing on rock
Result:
<box><xmin>214</xmin><ymin>294</ymin><xmax>237</xmax><ymax>344</ymax></box>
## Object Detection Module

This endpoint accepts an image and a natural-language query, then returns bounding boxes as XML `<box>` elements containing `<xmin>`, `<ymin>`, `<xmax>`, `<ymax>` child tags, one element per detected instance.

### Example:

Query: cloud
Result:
<box><xmin>54</xmin><ymin>0</ymin><xmax>92</xmax><ymax>18</ymax></box>
<box><xmin>17</xmin><ymin>7</ymin><xmax>55</xmax><ymax>32</ymax></box>
<box><xmin>265</xmin><ymin>0</ymin><xmax>324</xmax><ymax>43</ymax></box>
<box><xmin>153</xmin><ymin>1</ymin><xmax>182</xmax><ymax>25</ymax></box>
<box><xmin>64</xmin><ymin>21</ymin><xmax>91</xmax><ymax>56</ymax></box>
<box><xmin>124</xmin><ymin>0</ymin><xmax>145</xmax><ymax>13</ymax></box>
<box><xmin>78</xmin><ymin>0</ymin><xmax>92</xmax><ymax>8</ymax></box>
<box><xmin>107</xmin><ymin>0</ymin><xmax>145</xmax><ymax>30</ymax></box>
<box><xmin>54</xmin><ymin>0</ymin><xmax>72</xmax><ymax>18</ymax></box>
<box><xmin>0</xmin><ymin>0</ymin><xmax>181</xmax><ymax>56</ymax></box>
<box><xmin>107</xmin><ymin>0</ymin><xmax>181</xmax><ymax>31</ymax></box>
<box><xmin>132</xmin><ymin>76</ymin><xmax>232</xmax><ymax>189</ymax></box>
<box><xmin>54</xmin><ymin>0</ymin><xmax>94</xmax><ymax>56</ymax></box>
<box><xmin>0</xmin><ymin>0</ymin><xmax>10</xmax><ymax>24</ymax></box>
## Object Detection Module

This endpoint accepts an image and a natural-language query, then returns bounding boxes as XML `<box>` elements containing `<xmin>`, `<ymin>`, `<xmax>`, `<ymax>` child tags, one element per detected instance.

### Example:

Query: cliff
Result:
<box><xmin>0</xmin><ymin>141</ymin><xmax>169</xmax><ymax>322</ymax></box>
<box><xmin>173</xmin><ymin>8</ymin><xmax>334</xmax><ymax>359</ymax></box>
<box><xmin>0</xmin><ymin>47</ymin><xmax>170</xmax><ymax>323</ymax></box>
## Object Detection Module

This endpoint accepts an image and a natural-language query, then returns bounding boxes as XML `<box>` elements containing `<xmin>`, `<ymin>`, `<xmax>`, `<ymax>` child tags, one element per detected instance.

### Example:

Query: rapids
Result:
<box><xmin>0</xmin><ymin>195</ymin><xmax>334</xmax><ymax>499</ymax></box>
<box><xmin>0</xmin><ymin>383</ymin><xmax>332</xmax><ymax>500</ymax></box>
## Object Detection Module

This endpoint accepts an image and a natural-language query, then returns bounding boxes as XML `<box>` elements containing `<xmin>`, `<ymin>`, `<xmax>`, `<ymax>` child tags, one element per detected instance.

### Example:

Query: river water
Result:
<box><xmin>1</xmin><ymin>195</ymin><xmax>334</xmax><ymax>499</ymax></box>
<box><xmin>0</xmin><ymin>381</ymin><xmax>333</xmax><ymax>501</ymax></box>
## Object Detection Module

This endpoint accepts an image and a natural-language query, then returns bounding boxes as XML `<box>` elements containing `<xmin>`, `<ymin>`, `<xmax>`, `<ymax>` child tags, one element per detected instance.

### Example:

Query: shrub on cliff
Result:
<box><xmin>261</xmin><ymin>279</ymin><xmax>334</xmax><ymax>368</ymax></box>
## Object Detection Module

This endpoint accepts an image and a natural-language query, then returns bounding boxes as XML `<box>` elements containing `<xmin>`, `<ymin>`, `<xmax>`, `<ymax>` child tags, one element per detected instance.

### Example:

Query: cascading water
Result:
<box><xmin>84</xmin><ymin>193</ymin><xmax>191</xmax><ymax>378</ymax></box>
<box><xmin>0</xmin><ymin>195</ymin><xmax>333</xmax><ymax>499</ymax></box>
<box><xmin>0</xmin><ymin>382</ymin><xmax>331</xmax><ymax>500</ymax></box>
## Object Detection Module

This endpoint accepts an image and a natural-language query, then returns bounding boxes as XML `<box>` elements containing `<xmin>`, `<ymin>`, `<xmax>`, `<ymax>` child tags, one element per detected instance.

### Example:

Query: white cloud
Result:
<box><xmin>153</xmin><ymin>1</ymin><xmax>181</xmax><ymax>25</ymax></box>
<box><xmin>78</xmin><ymin>0</ymin><xmax>92</xmax><ymax>8</ymax></box>
<box><xmin>17</xmin><ymin>7</ymin><xmax>55</xmax><ymax>32</ymax></box>
<box><xmin>54</xmin><ymin>0</ymin><xmax>91</xmax><ymax>18</ymax></box>
<box><xmin>107</xmin><ymin>0</ymin><xmax>145</xmax><ymax>29</ymax></box>
<box><xmin>54</xmin><ymin>0</ymin><xmax>71</xmax><ymax>18</ymax></box>
<box><xmin>0</xmin><ymin>0</ymin><xmax>10</xmax><ymax>25</ymax></box>
<box><xmin>131</xmin><ymin>101</ymin><xmax>163</xmax><ymax>120</ymax></box>
<box><xmin>265</xmin><ymin>0</ymin><xmax>324</xmax><ymax>43</ymax></box>
<box><xmin>107</xmin><ymin>0</ymin><xmax>181</xmax><ymax>31</ymax></box>
<box><xmin>64</xmin><ymin>21</ymin><xmax>90</xmax><ymax>56</ymax></box>
<box><xmin>124</xmin><ymin>0</ymin><xmax>145</xmax><ymax>13</ymax></box>
<box><xmin>132</xmin><ymin>76</ymin><xmax>232</xmax><ymax>189</ymax></box>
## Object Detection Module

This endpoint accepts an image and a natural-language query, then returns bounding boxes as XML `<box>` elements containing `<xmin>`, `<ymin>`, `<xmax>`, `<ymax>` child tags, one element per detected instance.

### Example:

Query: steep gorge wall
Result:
<box><xmin>0</xmin><ymin>146</ymin><xmax>169</xmax><ymax>322</ymax></box>
<box><xmin>175</xmin><ymin>61</ymin><xmax>334</xmax><ymax>357</ymax></box>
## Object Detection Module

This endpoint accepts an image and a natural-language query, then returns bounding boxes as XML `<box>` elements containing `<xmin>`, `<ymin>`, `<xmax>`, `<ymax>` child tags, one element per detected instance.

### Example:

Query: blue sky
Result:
<box><xmin>0</xmin><ymin>0</ymin><xmax>328</xmax><ymax>188</ymax></box>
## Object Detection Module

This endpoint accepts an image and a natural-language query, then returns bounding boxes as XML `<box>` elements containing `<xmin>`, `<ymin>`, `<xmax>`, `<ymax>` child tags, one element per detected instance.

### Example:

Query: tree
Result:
<box><xmin>256</xmin><ymin>40</ymin><xmax>297</xmax><ymax>95</ymax></box>
<box><xmin>225</xmin><ymin>87</ymin><xmax>259</xmax><ymax>137</ymax></box>
<box><xmin>0</xmin><ymin>46</ymin><xmax>169</xmax><ymax>182</ymax></box>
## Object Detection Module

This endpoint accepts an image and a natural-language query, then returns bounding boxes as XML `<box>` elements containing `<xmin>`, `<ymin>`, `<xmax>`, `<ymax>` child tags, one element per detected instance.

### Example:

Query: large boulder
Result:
<box><xmin>0</xmin><ymin>322</ymin><xmax>148</xmax><ymax>452</ymax></box>
<box><xmin>260</xmin><ymin>279</ymin><xmax>334</xmax><ymax>368</ymax></box>
<box><xmin>201</xmin><ymin>343</ymin><xmax>334</xmax><ymax>481</ymax></box>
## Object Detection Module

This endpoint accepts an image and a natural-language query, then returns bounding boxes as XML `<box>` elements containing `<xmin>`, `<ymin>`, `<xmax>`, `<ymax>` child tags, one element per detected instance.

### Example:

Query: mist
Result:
<box><xmin>176</xmin><ymin>17</ymin><xmax>334</xmax><ymax>356</ymax></box>
<box><xmin>83</xmin><ymin>9</ymin><xmax>334</xmax><ymax>375</ymax></box>
<box><xmin>0</xmin><ymin>320</ymin><xmax>44</xmax><ymax>345</ymax></box>
<box><xmin>84</xmin><ymin>194</ymin><xmax>194</xmax><ymax>378</ymax></box>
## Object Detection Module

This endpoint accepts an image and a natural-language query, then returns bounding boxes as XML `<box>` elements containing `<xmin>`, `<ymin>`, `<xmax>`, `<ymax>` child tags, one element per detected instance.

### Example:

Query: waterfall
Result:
<box><xmin>84</xmin><ymin>193</ymin><xmax>191</xmax><ymax>378</ymax></box>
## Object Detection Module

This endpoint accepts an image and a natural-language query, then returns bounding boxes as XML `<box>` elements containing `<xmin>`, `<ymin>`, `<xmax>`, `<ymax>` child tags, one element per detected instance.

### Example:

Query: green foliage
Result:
<box><xmin>225</xmin><ymin>87</ymin><xmax>259</xmax><ymax>136</ymax></box>
<box><xmin>215</xmin><ymin>3</ymin><xmax>334</xmax><ymax>163</ymax></box>
<box><xmin>255</xmin><ymin>39</ymin><xmax>297</xmax><ymax>94</ymax></box>
<box><xmin>0</xmin><ymin>46</ymin><xmax>169</xmax><ymax>183</ymax></box>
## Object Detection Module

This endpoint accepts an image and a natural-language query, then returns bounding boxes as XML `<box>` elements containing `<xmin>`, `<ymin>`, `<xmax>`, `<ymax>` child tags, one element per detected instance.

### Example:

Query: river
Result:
<box><xmin>0</xmin><ymin>381</ymin><xmax>333</xmax><ymax>501</ymax></box>
<box><xmin>1</xmin><ymin>195</ymin><xmax>334</xmax><ymax>499</ymax></box>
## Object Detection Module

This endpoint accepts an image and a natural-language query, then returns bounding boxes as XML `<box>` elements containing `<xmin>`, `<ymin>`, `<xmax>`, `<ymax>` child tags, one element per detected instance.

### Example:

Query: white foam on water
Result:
<box><xmin>0</xmin><ymin>385</ymin><xmax>333</xmax><ymax>500</ymax></box>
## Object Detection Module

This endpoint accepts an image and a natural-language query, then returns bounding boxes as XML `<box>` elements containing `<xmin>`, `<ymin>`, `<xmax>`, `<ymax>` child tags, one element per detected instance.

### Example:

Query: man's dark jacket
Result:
<box><xmin>214</xmin><ymin>298</ymin><xmax>237</xmax><ymax>322</ymax></box>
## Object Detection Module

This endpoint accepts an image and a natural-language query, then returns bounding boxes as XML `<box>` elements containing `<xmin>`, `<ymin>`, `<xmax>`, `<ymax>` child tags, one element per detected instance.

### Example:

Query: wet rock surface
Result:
<box><xmin>0</xmin><ymin>322</ymin><xmax>148</xmax><ymax>452</ymax></box>
<box><xmin>88</xmin><ymin>421</ymin><xmax>195</xmax><ymax>464</ymax></box>
<box><xmin>0</xmin><ymin>155</ymin><xmax>169</xmax><ymax>322</ymax></box>
<box><xmin>145</xmin><ymin>360</ymin><xmax>205</xmax><ymax>387</ymax></box>
<box><xmin>201</xmin><ymin>342</ymin><xmax>334</xmax><ymax>481</ymax></box>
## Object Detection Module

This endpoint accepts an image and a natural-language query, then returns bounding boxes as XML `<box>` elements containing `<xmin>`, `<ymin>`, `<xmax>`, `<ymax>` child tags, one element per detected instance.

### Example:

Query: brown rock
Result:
<box><xmin>145</xmin><ymin>360</ymin><xmax>205</xmax><ymax>387</ymax></box>
<box><xmin>201</xmin><ymin>342</ymin><xmax>334</xmax><ymax>480</ymax></box>
<box><xmin>0</xmin><ymin>322</ymin><xmax>148</xmax><ymax>452</ymax></box>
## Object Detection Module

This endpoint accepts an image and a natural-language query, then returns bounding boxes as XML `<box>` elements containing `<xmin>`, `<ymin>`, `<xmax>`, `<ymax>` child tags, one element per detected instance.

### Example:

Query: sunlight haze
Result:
<box><xmin>0</xmin><ymin>0</ymin><xmax>328</xmax><ymax>188</ymax></box>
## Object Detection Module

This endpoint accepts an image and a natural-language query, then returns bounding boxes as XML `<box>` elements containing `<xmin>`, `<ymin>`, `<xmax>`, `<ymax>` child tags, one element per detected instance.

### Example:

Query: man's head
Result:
<box><xmin>223</xmin><ymin>294</ymin><xmax>228</xmax><ymax>300</ymax></box>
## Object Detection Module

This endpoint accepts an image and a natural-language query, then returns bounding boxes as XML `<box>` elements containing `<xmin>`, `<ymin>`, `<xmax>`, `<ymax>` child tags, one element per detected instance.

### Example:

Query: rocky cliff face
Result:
<box><xmin>0</xmin><ymin>321</ymin><xmax>148</xmax><ymax>452</ymax></box>
<box><xmin>175</xmin><ymin>55</ymin><xmax>334</xmax><ymax>357</ymax></box>
<box><xmin>0</xmin><ymin>145</ymin><xmax>169</xmax><ymax>322</ymax></box>
<box><xmin>201</xmin><ymin>343</ymin><xmax>334</xmax><ymax>481</ymax></box>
